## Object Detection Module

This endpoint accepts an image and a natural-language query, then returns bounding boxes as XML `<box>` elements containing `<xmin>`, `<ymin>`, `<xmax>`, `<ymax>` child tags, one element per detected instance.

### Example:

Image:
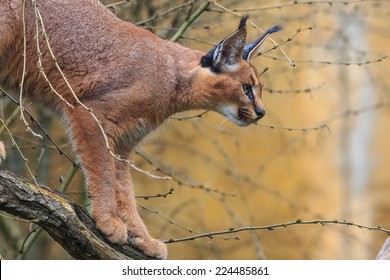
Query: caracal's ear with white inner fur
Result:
<box><xmin>242</xmin><ymin>25</ymin><xmax>282</xmax><ymax>62</ymax></box>
<box><xmin>201</xmin><ymin>16</ymin><xmax>249</xmax><ymax>72</ymax></box>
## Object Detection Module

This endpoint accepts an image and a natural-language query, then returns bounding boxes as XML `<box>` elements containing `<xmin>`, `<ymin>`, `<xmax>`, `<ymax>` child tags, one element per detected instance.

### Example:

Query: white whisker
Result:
<box><xmin>218</xmin><ymin>118</ymin><xmax>229</xmax><ymax>134</ymax></box>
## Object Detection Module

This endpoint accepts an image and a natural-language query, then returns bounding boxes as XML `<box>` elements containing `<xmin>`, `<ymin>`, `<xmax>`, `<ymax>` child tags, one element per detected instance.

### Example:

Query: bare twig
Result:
<box><xmin>136</xmin><ymin>187</ymin><xmax>175</xmax><ymax>200</ymax></box>
<box><xmin>254</xmin><ymin>122</ymin><xmax>330</xmax><ymax>133</ymax></box>
<box><xmin>135</xmin><ymin>148</ymin><xmax>237</xmax><ymax>197</ymax></box>
<box><xmin>170</xmin><ymin>0</ymin><xmax>210</xmax><ymax>42</ymax></box>
<box><xmin>220</xmin><ymin>198</ymin><xmax>266</xmax><ymax>259</ymax></box>
<box><xmin>140</xmin><ymin>204</ymin><xmax>239</xmax><ymax>241</ymax></box>
<box><xmin>17</xmin><ymin>226</ymin><xmax>43</xmax><ymax>260</ymax></box>
<box><xmin>0</xmin><ymin>88</ymin><xmax>78</xmax><ymax>167</ymax></box>
<box><xmin>170</xmin><ymin>110</ymin><xmax>209</xmax><ymax>120</ymax></box>
<box><xmin>32</xmin><ymin>0</ymin><xmax>74</xmax><ymax>109</ymax></box>
<box><xmin>136</xmin><ymin>1</ymin><xmax>194</xmax><ymax>26</ymax></box>
<box><xmin>210</xmin><ymin>0</ymin><xmax>295</xmax><ymax>67</ymax></box>
<box><xmin>258</xmin><ymin>26</ymin><xmax>315</xmax><ymax>58</ymax></box>
<box><xmin>0</xmin><ymin>106</ymin><xmax>20</xmax><ymax>136</ymax></box>
<box><xmin>0</xmin><ymin>115</ymin><xmax>65</xmax><ymax>219</ymax></box>
<box><xmin>264</xmin><ymin>83</ymin><xmax>324</xmax><ymax>95</ymax></box>
<box><xmin>105</xmin><ymin>0</ymin><xmax>134</xmax><ymax>8</ymax></box>
<box><xmin>232</xmin><ymin>0</ymin><xmax>388</xmax><ymax>12</ymax></box>
<box><xmin>165</xmin><ymin>219</ymin><xmax>390</xmax><ymax>244</ymax></box>
<box><xmin>20</xmin><ymin>0</ymin><xmax>42</xmax><ymax>139</ymax></box>
<box><xmin>262</xmin><ymin>54</ymin><xmax>388</xmax><ymax>66</ymax></box>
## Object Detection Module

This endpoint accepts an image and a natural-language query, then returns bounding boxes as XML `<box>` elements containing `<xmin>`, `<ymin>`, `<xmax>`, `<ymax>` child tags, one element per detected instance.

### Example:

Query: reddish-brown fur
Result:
<box><xmin>0</xmin><ymin>0</ymin><xmax>270</xmax><ymax>259</ymax></box>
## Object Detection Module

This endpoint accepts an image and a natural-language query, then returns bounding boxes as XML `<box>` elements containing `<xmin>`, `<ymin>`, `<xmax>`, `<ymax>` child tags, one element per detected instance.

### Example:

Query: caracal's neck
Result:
<box><xmin>165</xmin><ymin>44</ymin><xmax>212</xmax><ymax>115</ymax></box>
<box><xmin>118</xmin><ymin>30</ymin><xmax>211</xmax><ymax>143</ymax></box>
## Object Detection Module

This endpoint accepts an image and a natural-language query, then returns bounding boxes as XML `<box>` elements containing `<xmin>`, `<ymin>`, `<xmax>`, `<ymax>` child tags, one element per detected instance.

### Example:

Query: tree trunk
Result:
<box><xmin>0</xmin><ymin>167</ymin><xmax>153</xmax><ymax>260</ymax></box>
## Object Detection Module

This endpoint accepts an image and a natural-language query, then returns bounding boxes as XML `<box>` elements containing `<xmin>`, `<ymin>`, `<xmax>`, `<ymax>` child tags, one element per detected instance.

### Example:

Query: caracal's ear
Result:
<box><xmin>201</xmin><ymin>16</ymin><xmax>248</xmax><ymax>72</ymax></box>
<box><xmin>242</xmin><ymin>25</ymin><xmax>282</xmax><ymax>62</ymax></box>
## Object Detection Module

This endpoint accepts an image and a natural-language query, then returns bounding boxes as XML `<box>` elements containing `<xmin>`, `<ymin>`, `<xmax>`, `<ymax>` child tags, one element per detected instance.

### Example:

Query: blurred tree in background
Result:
<box><xmin>0</xmin><ymin>0</ymin><xmax>389</xmax><ymax>259</ymax></box>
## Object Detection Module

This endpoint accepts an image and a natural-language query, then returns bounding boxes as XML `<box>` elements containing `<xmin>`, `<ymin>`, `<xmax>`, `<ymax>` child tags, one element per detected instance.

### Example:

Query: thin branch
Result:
<box><xmin>136</xmin><ymin>1</ymin><xmax>193</xmax><ymax>26</ymax></box>
<box><xmin>58</xmin><ymin>164</ymin><xmax>78</xmax><ymax>193</ymax></box>
<box><xmin>165</xmin><ymin>219</ymin><xmax>390</xmax><ymax>244</ymax></box>
<box><xmin>170</xmin><ymin>110</ymin><xmax>209</xmax><ymax>121</ymax></box>
<box><xmin>136</xmin><ymin>187</ymin><xmax>175</xmax><ymax>200</ymax></box>
<box><xmin>0</xmin><ymin>88</ymin><xmax>78</xmax><ymax>167</ymax></box>
<box><xmin>253</xmin><ymin>100</ymin><xmax>390</xmax><ymax>134</ymax></box>
<box><xmin>324</xmin><ymin>101</ymin><xmax>390</xmax><ymax>126</ymax></box>
<box><xmin>140</xmin><ymin>204</ymin><xmax>239</xmax><ymax>241</ymax></box>
<box><xmin>20</xmin><ymin>0</ymin><xmax>42</xmax><ymax>139</ymax></box>
<box><xmin>33</xmin><ymin>0</ymin><xmax>74</xmax><ymax>109</ymax></box>
<box><xmin>254</xmin><ymin>122</ymin><xmax>330</xmax><ymax>133</ymax></box>
<box><xmin>105</xmin><ymin>0</ymin><xmax>134</xmax><ymax>8</ymax></box>
<box><xmin>129</xmin><ymin>162</ymin><xmax>172</xmax><ymax>180</ymax></box>
<box><xmin>140</xmin><ymin>204</ymin><xmax>200</xmax><ymax>235</ymax></box>
<box><xmin>33</xmin><ymin>3</ymin><xmax>87</xmax><ymax>108</ymax></box>
<box><xmin>262</xmin><ymin>54</ymin><xmax>388</xmax><ymax>66</ymax></box>
<box><xmin>0</xmin><ymin>116</ymin><xmax>65</xmax><ymax>219</ymax></box>
<box><xmin>0</xmin><ymin>106</ymin><xmax>20</xmax><ymax>136</ymax></box>
<box><xmin>210</xmin><ymin>0</ymin><xmax>295</xmax><ymax>67</ymax></box>
<box><xmin>170</xmin><ymin>0</ymin><xmax>210</xmax><ymax>42</ymax></box>
<box><xmin>257</xmin><ymin>26</ymin><xmax>315</xmax><ymax>58</ymax></box>
<box><xmin>17</xmin><ymin>226</ymin><xmax>43</xmax><ymax>260</ymax></box>
<box><xmin>264</xmin><ymin>83</ymin><xmax>324</xmax><ymax>95</ymax></box>
<box><xmin>220</xmin><ymin>198</ymin><xmax>266</xmax><ymax>259</ymax></box>
<box><xmin>232</xmin><ymin>0</ymin><xmax>388</xmax><ymax>12</ymax></box>
<box><xmin>135</xmin><ymin>148</ymin><xmax>237</xmax><ymax>197</ymax></box>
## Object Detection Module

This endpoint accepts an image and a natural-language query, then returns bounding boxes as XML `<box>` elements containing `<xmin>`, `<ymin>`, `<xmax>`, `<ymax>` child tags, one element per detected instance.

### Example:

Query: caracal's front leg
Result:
<box><xmin>69</xmin><ymin>109</ymin><xmax>128</xmax><ymax>244</ymax></box>
<box><xmin>115</xmin><ymin>159</ymin><xmax>168</xmax><ymax>259</ymax></box>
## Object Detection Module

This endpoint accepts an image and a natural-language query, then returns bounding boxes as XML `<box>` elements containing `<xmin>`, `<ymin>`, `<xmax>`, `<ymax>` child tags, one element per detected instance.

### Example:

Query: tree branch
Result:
<box><xmin>164</xmin><ymin>219</ymin><xmax>390</xmax><ymax>244</ymax></box>
<box><xmin>0</xmin><ymin>167</ymin><xmax>153</xmax><ymax>260</ymax></box>
<box><xmin>169</xmin><ymin>0</ymin><xmax>210</xmax><ymax>42</ymax></box>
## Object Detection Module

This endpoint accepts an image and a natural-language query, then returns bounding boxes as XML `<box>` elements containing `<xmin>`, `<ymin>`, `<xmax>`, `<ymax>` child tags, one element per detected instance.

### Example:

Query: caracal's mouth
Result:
<box><xmin>218</xmin><ymin>105</ymin><xmax>263</xmax><ymax>127</ymax></box>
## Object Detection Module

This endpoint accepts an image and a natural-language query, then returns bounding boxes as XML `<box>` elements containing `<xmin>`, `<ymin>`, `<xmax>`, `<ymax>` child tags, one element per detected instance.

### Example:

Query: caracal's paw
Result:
<box><xmin>96</xmin><ymin>216</ymin><xmax>128</xmax><ymax>245</ymax></box>
<box><xmin>128</xmin><ymin>235</ymin><xmax>168</xmax><ymax>259</ymax></box>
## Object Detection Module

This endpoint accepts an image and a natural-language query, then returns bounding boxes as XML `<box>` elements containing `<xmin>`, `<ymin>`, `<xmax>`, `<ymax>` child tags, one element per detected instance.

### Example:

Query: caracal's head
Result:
<box><xmin>200</xmin><ymin>16</ymin><xmax>281</xmax><ymax>127</ymax></box>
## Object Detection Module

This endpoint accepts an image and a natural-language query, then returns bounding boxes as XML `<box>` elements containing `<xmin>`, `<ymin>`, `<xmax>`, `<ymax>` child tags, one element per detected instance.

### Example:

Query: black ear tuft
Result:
<box><xmin>238</xmin><ymin>15</ymin><xmax>249</xmax><ymax>30</ymax></box>
<box><xmin>242</xmin><ymin>24</ymin><xmax>282</xmax><ymax>61</ymax></box>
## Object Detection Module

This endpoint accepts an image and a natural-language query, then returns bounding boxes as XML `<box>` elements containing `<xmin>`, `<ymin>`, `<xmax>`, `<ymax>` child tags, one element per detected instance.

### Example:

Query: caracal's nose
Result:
<box><xmin>255</xmin><ymin>107</ymin><xmax>266</xmax><ymax>119</ymax></box>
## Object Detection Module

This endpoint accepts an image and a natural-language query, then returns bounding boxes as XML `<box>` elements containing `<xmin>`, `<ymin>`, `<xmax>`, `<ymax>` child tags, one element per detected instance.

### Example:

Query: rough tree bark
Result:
<box><xmin>0</xmin><ymin>167</ymin><xmax>154</xmax><ymax>260</ymax></box>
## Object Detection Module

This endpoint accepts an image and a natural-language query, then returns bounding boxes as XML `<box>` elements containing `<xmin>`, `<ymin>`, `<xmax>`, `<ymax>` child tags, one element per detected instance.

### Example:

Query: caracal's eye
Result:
<box><xmin>242</xmin><ymin>83</ymin><xmax>251</xmax><ymax>94</ymax></box>
<box><xmin>242</xmin><ymin>83</ymin><xmax>254</xmax><ymax>100</ymax></box>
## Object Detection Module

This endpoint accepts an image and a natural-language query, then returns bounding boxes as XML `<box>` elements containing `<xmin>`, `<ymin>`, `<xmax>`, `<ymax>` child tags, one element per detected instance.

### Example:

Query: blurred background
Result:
<box><xmin>0</xmin><ymin>0</ymin><xmax>389</xmax><ymax>259</ymax></box>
